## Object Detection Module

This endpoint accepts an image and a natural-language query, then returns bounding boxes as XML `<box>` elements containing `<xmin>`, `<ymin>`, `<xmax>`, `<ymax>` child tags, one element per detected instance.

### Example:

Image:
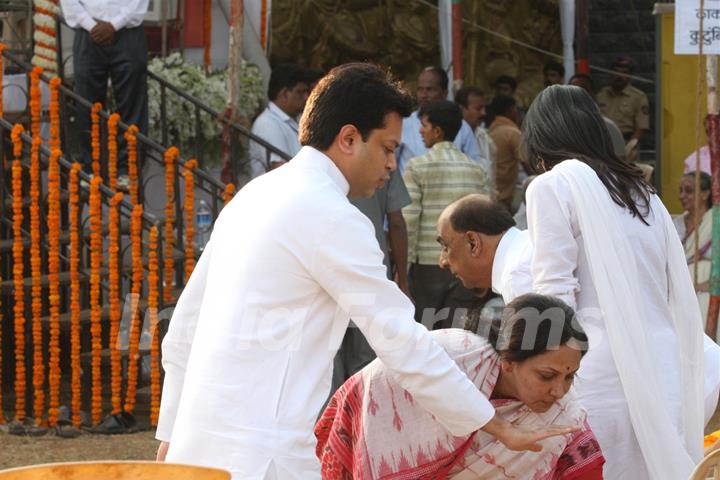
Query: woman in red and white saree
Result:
<box><xmin>316</xmin><ymin>294</ymin><xmax>605</xmax><ymax>479</ymax></box>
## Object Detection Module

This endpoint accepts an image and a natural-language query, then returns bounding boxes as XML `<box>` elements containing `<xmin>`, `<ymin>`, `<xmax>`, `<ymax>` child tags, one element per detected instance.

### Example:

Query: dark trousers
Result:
<box><xmin>410</xmin><ymin>263</ymin><xmax>478</xmax><ymax>329</ymax></box>
<box><xmin>330</xmin><ymin>325</ymin><xmax>375</xmax><ymax>395</ymax></box>
<box><xmin>73</xmin><ymin>26</ymin><xmax>148</xmax><ymax>175</ymax></box>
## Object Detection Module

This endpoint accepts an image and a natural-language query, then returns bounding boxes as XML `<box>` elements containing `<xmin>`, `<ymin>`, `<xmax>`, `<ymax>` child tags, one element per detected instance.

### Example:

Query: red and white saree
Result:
<box><xmin>315</xmin><ymin>329</ymin><xmax>605</xmax><ymax>479</ymax></box>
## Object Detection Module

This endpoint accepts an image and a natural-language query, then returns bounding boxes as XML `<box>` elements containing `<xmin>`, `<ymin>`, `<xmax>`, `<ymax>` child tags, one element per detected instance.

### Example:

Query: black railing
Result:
<box><xmin>2</xmin><ymin>49</ymin><xmax>202</xmax><ymax>290</ymax></box>
<box><xmin>0</xmin><ymin>115</ymin><xmax>167</xmax><ymax>302</ymax></box>
<box><xmin>147</xmin><ymin>69</ymin><xmax>292</xmax><ymax>176</ymax></box>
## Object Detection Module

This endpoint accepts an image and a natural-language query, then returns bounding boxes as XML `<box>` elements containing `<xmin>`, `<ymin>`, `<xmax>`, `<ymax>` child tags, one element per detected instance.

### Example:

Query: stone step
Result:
<box><xmin>2</xmin><ymin>191</ymin><xmax>70</xmax><ymax>211</ymax></box>
<box><xmin>80</xmin><ymin>346</ymin><xmax>152</xmax><ymax>362</ymax></box>
<box><xmin>37</xmin><ymin>287</ymin><xmax>182</xmax><ymax>325</ymax></box>
<box><xmin>0</xmin><ymin>232</ymin><xmax>71</xmax><ymax>253</ymax></box>
<box><xmin>0</xmin><ymin>270</ymin><xmax>91</xmax><ymax>294</ymax></box>
<box><xmin>0</xmin><ymin>246</ymin><xmax>187</xmax><ymax>294</ymax></box>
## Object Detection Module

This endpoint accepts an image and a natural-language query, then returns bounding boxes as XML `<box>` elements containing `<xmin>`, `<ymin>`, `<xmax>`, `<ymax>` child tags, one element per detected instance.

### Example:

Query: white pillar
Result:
<box><xmin>438</xmin><ymin>0</ymin><xmax>453</xmax><ymax>99</ymax></box>
<box><xmin>559</xmin><ymin>0</ymin><xmax>575</xmax><ymax>82</ymax></box>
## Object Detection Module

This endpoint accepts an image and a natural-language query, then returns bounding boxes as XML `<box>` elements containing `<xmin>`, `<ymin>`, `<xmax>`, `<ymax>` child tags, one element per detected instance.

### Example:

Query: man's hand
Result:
<box><xmin>90</xmin><ymin>20</ymin><xmax>115</xmax><ymax>46</ymax></box>
<box><xmin>481</xmin><ymin>414</ymin><xmax>580</xmax><ymax>452</ymax></box>
<box><xmin>156</xmin><ymin>441</ymin><xmax>170</xmax><ymax>462</ymax></box>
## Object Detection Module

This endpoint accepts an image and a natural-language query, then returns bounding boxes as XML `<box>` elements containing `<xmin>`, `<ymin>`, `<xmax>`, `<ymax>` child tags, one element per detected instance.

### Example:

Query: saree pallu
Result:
<box><xmin>315</xmin><ymin>329</ymin><xmax>605</xmax><ymax>479</ymax></box>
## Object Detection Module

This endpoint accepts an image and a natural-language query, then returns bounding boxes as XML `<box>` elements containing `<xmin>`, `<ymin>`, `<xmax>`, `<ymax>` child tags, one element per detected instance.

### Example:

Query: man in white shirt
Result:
<box><xmin>396</xmin><ymin>66</ymin><xmax>484</xmax><ymax>174</ymax></box>
<box><xmin>248</xmin><ymin>64</ymin><xmax>310</xmax><ymax>178</ymax></box>
<box><xmin>455</xmin><ymin>86</ymin><xmax>496</xmax><ymax>187</ymax></box>
<box><xmin>155</xmin><ymin>64</ymin><xmax>575</xmax><ymax>480</ymax></box>
<box><xmin>60</xmin><ymin>0</ymin><xmax>149</xmax><ymax>191</ymax></box>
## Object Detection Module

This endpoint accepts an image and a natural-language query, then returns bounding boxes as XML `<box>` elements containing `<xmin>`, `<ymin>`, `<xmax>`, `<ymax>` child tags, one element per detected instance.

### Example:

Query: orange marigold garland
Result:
<box><xmin>148</xmin><ymin>226</ymin><xmax>161</xmax><ymax>426</ymax></box>
<box><xmin>91</xmin><ymin>102</ymin><xmax>102</xmax><ymax>178</ymax></box>
<box><xmin>125</xmin><ymin>124</ymin><xmax>139</xmax><ymax>205</ymax></box>
<box><xmin>0</xmin><ymin>43</ymin><xmax>6</xmax><ymax>118</ymax></box>
<box><xmin>49</xmin><ymin>77</ymin><xmax>61</xmax><ymax>153</ymax></box>
<box><xmin>108</xmin><ymin>192</ymin><xmax>123</xmax><ymax>415</ymax></box>
<box><xmin>183</xmin><ymin>159</ymin><xmax>197</xmax><ymax>279</ymax></box>
<box><xmin>29</xmin><ymin>66</ymin><xmax>43</xmax><ymax>140</ymax></box>
<box><xmin>11</xmin><ymin>124</ymin><xmax>26</xmax><ymax>421</ymax></box>
<box><xmin>29</xmin><ymin>135</ymin><xmax>44</xmax><ymax>423</ymax></box>
<box><xmin>89</xmin><ymin>175</ymin><xmax>103</xmax><ymax>425</ymax></box>
<box><xmin>107</xmin><ymin>113</ymin><xmax>120</xmax><ymax>190</ymax></box>
<box><xmin>164</xmin><ymin>147</ymin><xmax>179</xmax><ymax>302</ymax></box>
<box><xmin>124</xmin><ymin>204</ymin><xmax>144</xmax><ymax>414</ymax></box>
<box><xmin>68</xmin><ymin>163</ymin><xmax>82</xmax><ymax>428</ymax></box>
<box><xmin>222</xmin><ymin>183</ymin><xmax>235</xmax><ymax>206</ymax></box>
<box><xmin>46</xmin><ymin>148</ymin><xmax>62</xmax><ymax>426</ymax></box>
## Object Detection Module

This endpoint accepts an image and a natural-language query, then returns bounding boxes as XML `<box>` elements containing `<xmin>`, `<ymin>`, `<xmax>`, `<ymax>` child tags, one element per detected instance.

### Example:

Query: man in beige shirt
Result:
<box><xmin>596</xmin><ymin>57</ymin><xmax>649</xmax><ymax>143</ymax></box>
<box><xmin>488</xmin><ymin>95</ymin><xmax>524</xmax><ymax>212</ymax></box>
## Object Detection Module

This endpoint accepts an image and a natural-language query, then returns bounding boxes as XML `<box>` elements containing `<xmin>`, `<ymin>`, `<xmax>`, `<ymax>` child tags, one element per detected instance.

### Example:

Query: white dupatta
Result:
<box><xmin>552</xmin><ymin>160</ymin><xmax>704</xmax><ymax>479</ymax></box>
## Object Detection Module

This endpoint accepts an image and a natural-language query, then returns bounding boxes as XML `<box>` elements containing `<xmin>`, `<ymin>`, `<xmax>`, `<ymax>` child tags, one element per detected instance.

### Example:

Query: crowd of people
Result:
<box><xmin>49</xmin><ymin>3</ymin><xmax>720</xmax><ymax>477</ymax></box>
<box><xmin>153</xmin><ymin>60</ymin><xmax>720</xmax><ymax>480</ymax></box>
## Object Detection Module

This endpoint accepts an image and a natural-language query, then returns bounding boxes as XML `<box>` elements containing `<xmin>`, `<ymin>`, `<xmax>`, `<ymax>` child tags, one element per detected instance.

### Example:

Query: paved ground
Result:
<box><xmin>1</xmin><ymin>430</ymin><xmax>157</xmax><ymax>470</ymax></box>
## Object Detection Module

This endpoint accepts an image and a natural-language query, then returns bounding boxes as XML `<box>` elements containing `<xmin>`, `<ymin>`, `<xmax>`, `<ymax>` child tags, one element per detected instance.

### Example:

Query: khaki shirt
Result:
<box><xmin>597</xmin><ymin>85</ymin><xmax>649</xmax><ymax>135</ymax></box>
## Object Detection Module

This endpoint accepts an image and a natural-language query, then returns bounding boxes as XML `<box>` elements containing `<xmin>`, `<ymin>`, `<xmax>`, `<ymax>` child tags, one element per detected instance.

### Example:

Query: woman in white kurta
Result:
<box><xmin>522</xmin><ymin>85</ymin><xmax>705</xmax><ymax>480</ymax></box>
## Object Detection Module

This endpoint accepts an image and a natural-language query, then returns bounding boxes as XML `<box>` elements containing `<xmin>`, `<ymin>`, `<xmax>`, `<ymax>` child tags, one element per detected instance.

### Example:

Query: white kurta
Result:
<box><xmin>156</xmin><ymin>146</ymin><xmax>495</xmax><ymax>479</ymax></box>
<box><xmin>490</xmin><ymin>227</ymin><xmax>532</xmax><ymax>302</ymax></box>
<box><xmin>526</xmin><ymin>160</ymin><xmax>705</xmax><ymax>480</ymax></box>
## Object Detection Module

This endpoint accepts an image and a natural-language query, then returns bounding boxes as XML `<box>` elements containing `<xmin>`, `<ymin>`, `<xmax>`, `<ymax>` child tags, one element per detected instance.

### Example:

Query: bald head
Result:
<box><xmin>437</xmin><ymin>195</ymin><xmax>516</xmax><ymax>290</ymax></box>
<box><xmin>444</xmin><ymin>194</ymin><xmax>515</xmax><ymax>235</ymax></box>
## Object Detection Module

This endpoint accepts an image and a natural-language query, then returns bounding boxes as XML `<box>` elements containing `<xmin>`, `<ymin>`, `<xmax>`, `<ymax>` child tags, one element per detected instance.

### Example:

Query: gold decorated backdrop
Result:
<box><xmin>270</xmin><ymin>0</ymin><xmax>562</xmax><ymax>104</ymax></box>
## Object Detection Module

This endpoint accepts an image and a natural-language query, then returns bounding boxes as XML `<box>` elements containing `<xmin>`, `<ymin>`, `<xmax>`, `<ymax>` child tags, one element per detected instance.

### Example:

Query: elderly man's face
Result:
<box><xmin>437</xmin><ymin>213</ymin><xmax>484</xmax><ymax>289</ymax></box>
<box><xmin>416</xmin><ymin>71</ymin><xmax>447</xmax><ymax>109</ymax></box>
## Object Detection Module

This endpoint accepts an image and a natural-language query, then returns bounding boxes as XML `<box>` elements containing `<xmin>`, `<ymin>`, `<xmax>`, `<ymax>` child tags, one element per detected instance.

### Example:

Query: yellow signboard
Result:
<box><xmin>657</xmin><ymin>6</ymin><xmax>711</xmax><ymax>213</ymax></box>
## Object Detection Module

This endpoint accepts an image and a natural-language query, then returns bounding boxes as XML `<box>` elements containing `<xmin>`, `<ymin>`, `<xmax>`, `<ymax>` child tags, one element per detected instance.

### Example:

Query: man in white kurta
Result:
<box><xmin>156</xmin><ymin>64</ymin><xmax>514</xmax><ymax>480</ymax></box>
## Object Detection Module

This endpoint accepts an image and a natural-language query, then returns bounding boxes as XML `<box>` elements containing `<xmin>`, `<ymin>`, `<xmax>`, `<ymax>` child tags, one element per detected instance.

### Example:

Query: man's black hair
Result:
<box><xmin>299</xmin><ymin>63</ymin><xmax>413</xmax><ymax>150</ymax></box>
<box><xmin>418</xmin><ymin>100</ymin><xmax>463</xmax><ymax>142</ymax></box>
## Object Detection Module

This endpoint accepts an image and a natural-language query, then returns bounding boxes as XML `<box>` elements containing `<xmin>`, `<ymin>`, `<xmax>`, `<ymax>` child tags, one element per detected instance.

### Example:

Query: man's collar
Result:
<box><xmin>292</xmin><ymin>146</ymin><xmax>350</xmax><ymax>195</ymax></box>
<box><xmin>430</xmin><ymin>141</ymin><xmax>455</xmax><ymax>152</ymax></box>
<box><xmin>491</xmin><ymin>227</ymin><xmax>521</xmax><ymax>294</ymax></box>
<box><xmin>268</xmin><ymin>101</ymin><xmax>295</xmax><ymax>122</ymax></box>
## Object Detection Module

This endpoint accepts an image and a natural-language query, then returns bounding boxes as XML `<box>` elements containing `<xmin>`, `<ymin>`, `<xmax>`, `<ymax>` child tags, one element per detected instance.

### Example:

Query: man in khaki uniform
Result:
<box><xmin>597</xmin><ymin>57</ymin><xmax>649</xmax><ymax>143</ymax></box>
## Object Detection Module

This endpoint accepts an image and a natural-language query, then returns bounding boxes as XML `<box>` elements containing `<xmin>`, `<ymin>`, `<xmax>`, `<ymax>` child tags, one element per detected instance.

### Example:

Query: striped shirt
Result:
<box><xmin>403</xmin><ymin>141</ymin><xmax>491</xmax><ymax>265</ymax></box>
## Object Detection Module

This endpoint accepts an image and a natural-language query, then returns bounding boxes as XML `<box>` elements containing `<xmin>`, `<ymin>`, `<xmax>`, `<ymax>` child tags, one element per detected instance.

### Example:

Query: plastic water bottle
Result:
<box><xmin>195</xmin><ymin>200</ymin><xmax>213</xmax><ymax>251</ymax></box>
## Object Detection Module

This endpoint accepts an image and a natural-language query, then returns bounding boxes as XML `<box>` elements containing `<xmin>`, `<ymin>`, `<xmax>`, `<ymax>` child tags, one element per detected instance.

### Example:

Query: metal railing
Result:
<box><xmin>0</xmin><ymin>114</ymin><xmax>166</xmax><ymax>299</ymax></box>
<box><xmin>54</xmin><ymin>16</ymin><xmax>291</xmax><ymax>185</ymax></box>
<box><xmin>147</xmin><ymin>69</ymin><xmax>292</xmax><ymax>174</ymax></box>
<box><xmin>0</xmin><ymin>39</ymin><xmax>295</xmax><ymax>292</ymax></box>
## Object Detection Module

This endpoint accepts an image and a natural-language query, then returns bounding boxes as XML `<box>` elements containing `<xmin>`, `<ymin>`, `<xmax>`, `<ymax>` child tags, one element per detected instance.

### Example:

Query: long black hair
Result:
<box><xmin>487</xmin><ymin>294</ymin><xmax>588</xmax><ymax>363</ymax></box>
<box><xmin>522</xmin><ymin>85</ymin><xmax>654</xmax><ymax>223</ymax></box>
